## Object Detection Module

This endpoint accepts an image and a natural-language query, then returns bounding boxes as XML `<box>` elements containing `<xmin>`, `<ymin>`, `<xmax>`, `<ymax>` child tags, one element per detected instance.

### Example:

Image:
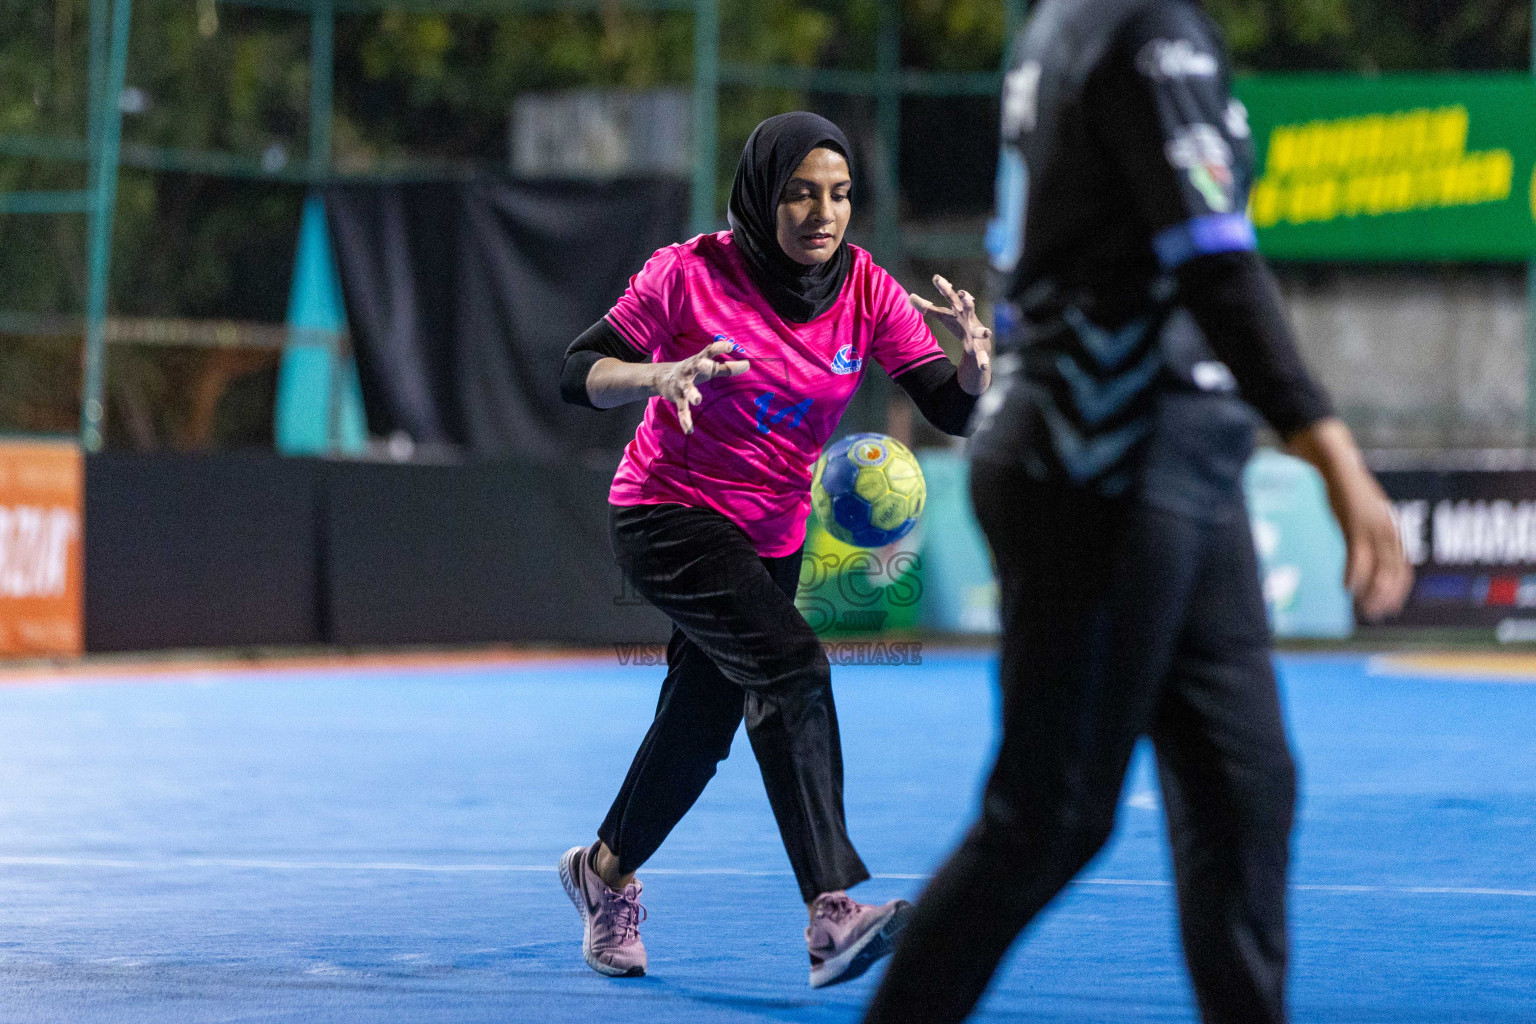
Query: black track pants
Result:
<box><xmin>598</xmin><ymin>502</ymin><xmax>870</xmax><ymax>903</ymax></box>
<box><xmin>863</xmin><ymin>461</ymin><xmax>1295</xmax><ymax>1024</ymax></box>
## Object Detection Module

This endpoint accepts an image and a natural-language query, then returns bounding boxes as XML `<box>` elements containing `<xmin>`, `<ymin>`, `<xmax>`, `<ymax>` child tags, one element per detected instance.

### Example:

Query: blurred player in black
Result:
<box><xmin>862</xmin><ymin>2</ymin><xmax>1411</xmax><ymax>1023</ymax></box>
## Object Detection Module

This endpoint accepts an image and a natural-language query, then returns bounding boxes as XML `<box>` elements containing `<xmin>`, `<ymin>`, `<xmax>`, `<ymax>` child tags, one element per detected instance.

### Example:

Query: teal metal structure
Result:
<box><xmin>0</xmin><ymin>0</ymin><xmax>1029</xmax><ymax>452</ymax></box>
<box><xmin>82</xmin><ymin>0</ymin><xmax>135</xmax><ymax>453</ymax></box>
<box><xmin>1</xmin><ymin>0</ymin><xmax>133</xmax><ymax>451</ymax></box>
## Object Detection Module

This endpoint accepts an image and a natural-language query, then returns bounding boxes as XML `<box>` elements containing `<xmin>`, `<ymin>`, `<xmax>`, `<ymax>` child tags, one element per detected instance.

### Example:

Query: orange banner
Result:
<box><xmin>0</xmin><ymin>440</ymin><xmax>83</xmax><ymax>657</ymax></box>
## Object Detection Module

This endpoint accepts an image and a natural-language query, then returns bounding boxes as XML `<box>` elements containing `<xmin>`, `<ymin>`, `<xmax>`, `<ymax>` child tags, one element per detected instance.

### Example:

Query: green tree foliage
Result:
<box><xmin>5</xmin><ymin>0</ymin><xmax>1531</xmax><ymax>301</ymax></box>
<box><xmin>1209</xmin><ymin>0</ymin><xmax>1533</xmax><ymax>71</ymax></box>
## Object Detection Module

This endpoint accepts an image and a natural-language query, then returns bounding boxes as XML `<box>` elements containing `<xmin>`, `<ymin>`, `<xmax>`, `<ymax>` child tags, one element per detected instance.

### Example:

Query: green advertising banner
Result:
<box><xmin>1234</xmin><ymin>75</ymin><xmax>1536</xmax><ymax>260</ymax></box>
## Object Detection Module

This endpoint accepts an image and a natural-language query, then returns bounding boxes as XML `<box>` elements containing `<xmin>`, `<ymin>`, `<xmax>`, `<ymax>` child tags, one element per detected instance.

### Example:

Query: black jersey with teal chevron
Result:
<box><xmin>971</xmin><ymin>0</ymin><xmax>1260</xmax><ymax>494</ymax></box>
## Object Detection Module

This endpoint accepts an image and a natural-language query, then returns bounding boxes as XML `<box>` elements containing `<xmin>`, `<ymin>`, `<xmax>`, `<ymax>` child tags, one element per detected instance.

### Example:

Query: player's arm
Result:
<box><xmin>1088</xmin><ymin>4</ymin><xmax>1410</xmax><ymax>618</ymax></box>
<box><xmin>892</xmin><ymin>359</ymin><xmax>978</xmax><ymax>437</ymax></box>
<box><xmin>559</xmin><ymin>318</ymin><xmax>748</xmax><ymax>434</ymax></box>
<box><xmin>560</xmin><ymin>319</ymin><xmax>654</xmax><ymax>409</ymax></box>
<box><xmin>1172</xmin><ymin>251</ymin><xmax>1409</xmax><ymax>618</ymax></box>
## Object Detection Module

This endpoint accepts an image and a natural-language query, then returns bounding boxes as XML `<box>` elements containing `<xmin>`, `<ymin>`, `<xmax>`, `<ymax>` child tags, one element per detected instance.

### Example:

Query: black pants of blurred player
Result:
<box><xmin>597</xmin><ymin>501</ymin><xmax>870</xmax><ymax>904</ymax></box>
<box><xmin>862</xmin><ymin>458</ymin><xmax>1296</xmax><ymax>1024</ymax></box>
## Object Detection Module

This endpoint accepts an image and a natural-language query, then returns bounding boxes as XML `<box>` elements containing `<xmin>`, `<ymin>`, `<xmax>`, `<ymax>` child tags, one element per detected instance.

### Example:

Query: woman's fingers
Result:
<box><xmin>1358</xmin><ymin>517</ymin><xmax>1413</xmax><ymax>620</ymax></box>
<box><xmin>1346</xmin><ymin>514</ymin><xmax>1403</xmax><ymax>622</ymax></box>
<box><xmin>912</xmin><ymin>290</ymin><xmax>969</xmax><ymax>342</ymax></box>
<box><xmin>961</xmin><ymin>318</ymin><xmax>991</xmax><ymax>350</ymax></box>
<box><xmin>697</xmin><ymin>357</ymin><xmax>750</xmax><ymax>379</ymax></box>
<box><xmin>693</xmin><ymin>339</ymin><xmax>750</xmax><ymax>379</ymax></box>
<box><xmin>1343</xmin><ymin>522</ymin><xmax>1373</xmax><ymax>597</ymax></box>
<box><xmin>933</xmin><ymin>274</ymin><xmax>965</xmax><ymax>309</ymax></box>
<box><xmin>660</xmin><ymin>344</ymin><xmax>748</xmax><ymax>435</ymax></box>
<box><xmin>911</xmin><ymin>291</ymin><xmax>962</xmax><ymax>329</ymax></box>
<box><xmin>1381</xmin><ymin>543</ymin><xmax>1414</xmax><ymax>616</ymax></box>
<box><xmin>926</xmin><ymin>278</ymin><xmax>991</xmax><ymax>349</ymax></box>
<box><xmin>908</xmin><ymin>292</ymin><xmax>943</xmax><ymax>315</ymax></box>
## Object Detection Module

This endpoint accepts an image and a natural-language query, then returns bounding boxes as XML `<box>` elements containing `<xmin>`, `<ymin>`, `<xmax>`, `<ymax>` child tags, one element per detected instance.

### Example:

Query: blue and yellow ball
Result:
<box><xmin>811</xmin><ymin>433</ymin><xmax>926</xmax><ymax>548</ymax></box>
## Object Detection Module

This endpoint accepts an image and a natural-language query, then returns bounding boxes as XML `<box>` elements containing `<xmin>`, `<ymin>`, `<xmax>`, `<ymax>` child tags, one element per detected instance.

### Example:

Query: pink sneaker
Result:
<box><xmin>558</xmin><ymin>845</ymin><xmax>648</xmax><ymax>977</ymax></box>
<box><xmin>805</xmin><ymin>891</ymin><xmax>913</xmax><ymax>988</ymax></box>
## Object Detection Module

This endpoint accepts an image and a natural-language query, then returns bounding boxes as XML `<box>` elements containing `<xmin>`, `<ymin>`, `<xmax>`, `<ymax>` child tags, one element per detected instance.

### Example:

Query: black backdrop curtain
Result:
<box><xmin>325</xmin><ymin>175</ymin><xmax>687</xmax><ymax>461</ymax></box>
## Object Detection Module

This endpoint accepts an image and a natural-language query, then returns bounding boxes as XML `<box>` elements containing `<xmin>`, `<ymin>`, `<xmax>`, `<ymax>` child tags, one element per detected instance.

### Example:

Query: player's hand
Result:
<box><xmin>654</xmin><ymin>339</ymin><xmax>750</xmax><ymax>434</ymax></box>
<box><xmin>910</xmin><ymin>275</ymin><xmax>992</xmax><ymax>395</ymax></box>
<box><xmin>1329</xmin><ymin>469</ymin><xmax>1413</xmax><ymax>621</ymax></box>
<box><xmin>1287</xmin><ymin>418</ymin><xmax>1413</xmax><ymax>621</ymax></box>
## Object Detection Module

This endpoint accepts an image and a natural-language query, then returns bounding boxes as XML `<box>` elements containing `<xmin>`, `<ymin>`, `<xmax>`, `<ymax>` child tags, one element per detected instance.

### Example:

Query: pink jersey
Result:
<box><xmin>605</xmin><ymin>231</ymin><xmax>948</xmax><ymax>557</ymax></box>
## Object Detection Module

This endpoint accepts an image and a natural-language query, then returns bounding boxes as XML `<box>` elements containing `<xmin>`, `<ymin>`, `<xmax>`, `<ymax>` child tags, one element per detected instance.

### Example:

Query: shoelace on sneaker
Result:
<box><xmin>814</xmin><ymin>893</ymin><xmax>858</xmax><ymax>924</ymax></box>
<box><xmin>605</xmin><ymin>887</ymin><xmax>647</xmax><ymax>943</ymax></box>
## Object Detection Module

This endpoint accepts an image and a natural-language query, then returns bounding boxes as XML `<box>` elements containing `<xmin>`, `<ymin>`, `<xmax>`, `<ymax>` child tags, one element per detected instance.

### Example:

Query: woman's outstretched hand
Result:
<box><xmin>909</xmin><ymin>274</ymin><xmax>992</xmax><ymax>396</ymax></box>
<box><xmin>654</xmin><ymin>339</ymin><xmax>750</xmax><ymax>434</ymax></box>
<box><xmin>583</xmin><ymin>339</ymin><xmax>748</xmax><ymax>431</ymax></box>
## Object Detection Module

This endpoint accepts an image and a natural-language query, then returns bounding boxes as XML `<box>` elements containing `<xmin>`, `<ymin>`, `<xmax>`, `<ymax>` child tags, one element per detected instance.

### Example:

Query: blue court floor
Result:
<box><xmin>0</xmin><ymin>651</ymin><xmax>1531</xmax><ymax>1023</ymax></box>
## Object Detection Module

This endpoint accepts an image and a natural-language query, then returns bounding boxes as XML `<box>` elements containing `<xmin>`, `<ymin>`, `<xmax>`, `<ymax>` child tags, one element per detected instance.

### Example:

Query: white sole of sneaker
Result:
<box><xmin>558</xmin><ymin>845</ymin><xmax>645</xmax><ymax>978</ymax></box>
<box><xmin>808</xmin><ymin>900</ymin><xmax>913</xmax><ymax>989</ymax></box>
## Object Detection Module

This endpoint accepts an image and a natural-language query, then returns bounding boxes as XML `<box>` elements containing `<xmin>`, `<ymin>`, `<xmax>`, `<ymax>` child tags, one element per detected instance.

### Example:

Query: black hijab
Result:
<box><xmin>726</xmin><ymin>112</ymin><xmax>854</xmax><ymax>324</ymax></box>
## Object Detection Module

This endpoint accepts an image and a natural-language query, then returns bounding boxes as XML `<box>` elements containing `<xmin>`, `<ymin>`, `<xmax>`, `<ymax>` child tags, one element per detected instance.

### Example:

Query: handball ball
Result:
<box><xmin>811</xmin><ymin>433</ymin><xmax>926</xmax><ymax>549</ymax></box>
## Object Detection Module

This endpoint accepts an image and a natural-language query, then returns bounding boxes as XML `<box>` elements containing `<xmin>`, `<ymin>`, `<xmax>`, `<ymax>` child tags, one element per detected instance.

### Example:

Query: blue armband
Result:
<box><xmin>1152</xmin><ymin>213</ymin><xmax>1257</xmax><ymax>270</ymax></box>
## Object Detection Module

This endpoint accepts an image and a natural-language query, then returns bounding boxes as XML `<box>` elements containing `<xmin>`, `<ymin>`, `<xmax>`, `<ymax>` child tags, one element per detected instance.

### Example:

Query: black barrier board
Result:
<box><xmin>85</xmin><ymin>453</ymin><xmax>322</xmax><ymax>651</ymax></box>
<box><xmin>322</xmin><ymin>460</ymin><xmax>670</xmax><ymax>646</ymax></box>
<box><xmin>1379</xmin><ymin>469</ymin><xmax>1536</xmax><ymax>635</ymax></box>
<box><xmin>83</xmin><ymin>453</ymin><xmax>671</xmax><ymax>652</ymax></box>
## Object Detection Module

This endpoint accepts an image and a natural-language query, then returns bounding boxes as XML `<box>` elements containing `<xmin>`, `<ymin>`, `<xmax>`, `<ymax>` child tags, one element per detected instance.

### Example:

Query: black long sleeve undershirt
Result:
<box><xmin>1175</xmin><ymin>250</ymin><xmax>1335</xmax><ymax>437</ymax></box>
<box><xmin>891</xmin><ymin>356</ymin><xmax>978</xmax><ymax>437</ymax></box>
<box><xmin>560</xmin><ymin>318</ymin><xmax>979</xmax><ymax>436</ymax></box>
<box><xmin>559</xmin><ymin>318</ymin><xmax>646</xmax><ymax>409</ymax></box>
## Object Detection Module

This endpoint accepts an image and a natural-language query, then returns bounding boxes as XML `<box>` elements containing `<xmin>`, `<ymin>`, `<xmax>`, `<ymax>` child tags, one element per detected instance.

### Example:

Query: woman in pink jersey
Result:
<box><xmin>556</xmin><ymin>112</ymin><xmax>991</xmax><ymax>988</ymax></box>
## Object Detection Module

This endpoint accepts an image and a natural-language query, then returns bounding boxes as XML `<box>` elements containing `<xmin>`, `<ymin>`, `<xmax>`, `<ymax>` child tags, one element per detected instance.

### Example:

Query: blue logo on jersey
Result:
<box><xmin>830</xmin><ymin>344</ymin><xmax>864</xmax><ymax>375</ymax></box>
<box><xmin>714</xmin><ymin>333</ymin><xmax>746</xmax><ymax>358</ymax></box>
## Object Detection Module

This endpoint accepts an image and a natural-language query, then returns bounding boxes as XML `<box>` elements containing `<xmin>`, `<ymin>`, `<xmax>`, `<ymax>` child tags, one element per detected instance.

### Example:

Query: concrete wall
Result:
<box><xmin>1279</xmin><ymin>267</ymin><xmax>1529</xmax><ymax>450</ymax></box>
